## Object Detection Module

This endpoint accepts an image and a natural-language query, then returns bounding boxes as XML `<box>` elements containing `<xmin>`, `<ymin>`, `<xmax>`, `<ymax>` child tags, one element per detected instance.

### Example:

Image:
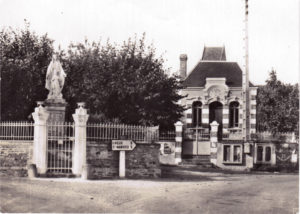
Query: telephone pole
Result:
<box><xmin>0</xmin><ymin>64</ymin><xmax>1</xmax><ymax>122</ymax></box>
<box><xmin>242</xmin><ymin>0</ymin><xmax>250</xmax><ymax>141</ymax></box>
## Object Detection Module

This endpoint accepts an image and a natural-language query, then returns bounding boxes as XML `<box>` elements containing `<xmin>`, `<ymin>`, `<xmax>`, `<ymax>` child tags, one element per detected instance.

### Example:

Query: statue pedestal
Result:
<box><xmin>44</xmin><ymin>98</ymin><xmax>67</xmax><ymax>123</ymax></box>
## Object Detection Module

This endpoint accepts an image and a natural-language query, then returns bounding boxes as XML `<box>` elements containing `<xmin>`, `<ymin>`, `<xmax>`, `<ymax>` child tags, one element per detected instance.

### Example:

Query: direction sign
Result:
<box><xmin>112</xmin><ymin>140</ymin><xmax>136</xmax><ymax>151</ymax></box>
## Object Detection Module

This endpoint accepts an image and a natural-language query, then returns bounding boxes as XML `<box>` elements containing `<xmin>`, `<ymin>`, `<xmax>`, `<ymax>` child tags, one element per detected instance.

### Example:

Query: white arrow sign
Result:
<box><xmin>112</xmin><ymin>140</ymin><xmax>136</xmax><ymax>151</ymax></box>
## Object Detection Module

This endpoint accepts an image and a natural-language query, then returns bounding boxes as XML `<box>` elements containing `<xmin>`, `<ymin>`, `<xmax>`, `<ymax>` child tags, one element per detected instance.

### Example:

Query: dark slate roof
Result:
<box><xmin>183</xmin><ymin>61</ymin><xmax>254</xmax><ymax>87</ymax></box>
<box><xmin>202</xmin><ymin>47</ymin><xmax>226</xmax><ymax>61</ymax></box>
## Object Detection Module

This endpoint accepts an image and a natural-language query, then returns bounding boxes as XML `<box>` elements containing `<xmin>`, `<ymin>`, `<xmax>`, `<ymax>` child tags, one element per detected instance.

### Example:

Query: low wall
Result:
<box><xmin>0</xmin><ymin>141</ymin><xmax>33</xmax><ymax>177</ymax></box>
<box><xmin>86</xmin><ymin>141</ymin><xmax>161</xmax><ymax>179</ymax></box>
<box><xmin>253</xmin><ymin>142</ymin><xmax>298</xmax><ymax>172</ymax></box>
<box><xmin>214</xmin><ymin>141</ymin><xmax>298</xmax><ymax>171</ymax></box>
<box><xmin>215</xmin><ymin>142</ymin><xmax>253</xmax><ymax>171</ymax></box>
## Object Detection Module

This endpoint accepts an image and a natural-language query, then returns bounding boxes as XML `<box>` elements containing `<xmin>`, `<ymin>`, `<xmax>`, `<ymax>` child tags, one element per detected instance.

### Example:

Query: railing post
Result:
<box><xmin>210</xmin><ymin>121</ymin><xmax>219</xmax><ymax>165</ymax></box>
<box><xmin>175</xmin><ymin>121</ymin><xmax>183</xmax><ymax>165</ymax></box>
<box><xmin>32</xmin><ymin>102</ymin><xmax>49</xmax><ymax>174</ymax></box>
<box><xmin>72</xmin><ymin>103</ymin><xmax>89</xmax><ymax>176</ymax></box>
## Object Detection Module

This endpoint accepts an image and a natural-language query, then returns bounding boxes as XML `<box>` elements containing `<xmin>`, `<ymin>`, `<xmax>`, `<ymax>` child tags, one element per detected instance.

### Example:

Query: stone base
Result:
<box><xmin>44</xmin><ymin>99</ymin><xmax>67</xmax><ymax>123</ymax></box>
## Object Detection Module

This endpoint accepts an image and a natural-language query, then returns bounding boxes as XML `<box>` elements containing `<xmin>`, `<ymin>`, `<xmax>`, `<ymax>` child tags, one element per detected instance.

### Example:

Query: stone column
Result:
<box><xmin>32</xmin><ymin>102</ymin><xmax>49</xmax><ymax>174</ymax></box>
<box><xmin>222</xmin><ymin>105</ymin><xmax>229</xmax><ymax>134</ymax></box>
<box><xmin>210</xmin><ymin>121</ymin><xmax>219</xmax><ymax>165</ymax></box>
<box><xmin>72</xmin><ymin>103</ymin><xmax>89</xmax><ymax>176</ymax></box>
<box><xmin>44</xmin><ymin>99</ymin><xmax>67</xmax><ymax>123</ymax></box>
<box><xmin>175</xmin><ymin>121</ymin><xmax>183</xmax><ymax>165</ymax></box>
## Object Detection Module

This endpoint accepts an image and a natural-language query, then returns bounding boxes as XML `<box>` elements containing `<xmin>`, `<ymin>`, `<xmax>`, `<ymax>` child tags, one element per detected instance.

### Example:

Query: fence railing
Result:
<box><xmin>159</xmin><ymin>130</ymin><xmax>176</xmax><ymax>141</ymax></box>
<box><xmin>0</xmin><ymin>121</ymin><xmax>34</xmax><ymax>141</ymax></box>
<box><xmin>252</xmin><ymin>131</ymin><xmax>298</xmax><ymax>143</ymax></box>
<box><xmin>87</xmin><ymin>123</ymin><xmax>159</xmax><ymax>142</ymax></box>
<box><xmin>1</xmin><ymin>120</ymin><xmax>297</xmax><ymax>144</ymax></box>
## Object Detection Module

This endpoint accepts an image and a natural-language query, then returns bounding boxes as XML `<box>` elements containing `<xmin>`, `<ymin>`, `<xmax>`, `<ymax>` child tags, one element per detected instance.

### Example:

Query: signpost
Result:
<box><xmin>112</xmin><ymin>140</ymin><xmax>136</xmax><ymax>178</ymax></box>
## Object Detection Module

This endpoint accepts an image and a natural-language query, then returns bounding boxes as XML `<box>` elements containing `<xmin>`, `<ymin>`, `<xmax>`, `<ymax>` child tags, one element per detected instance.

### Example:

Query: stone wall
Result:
<box><xmin>86</xmin><ymin>141</ymin><xmax>161</xmax><ymax>179</ymax></box>
<box><xmin>0</xmin><ymin>141</ymin><xmax>33</xmax><ymax>177</ymax></box>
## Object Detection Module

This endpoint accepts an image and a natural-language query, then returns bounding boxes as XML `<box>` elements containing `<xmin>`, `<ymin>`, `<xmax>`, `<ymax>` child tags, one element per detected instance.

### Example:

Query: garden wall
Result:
<box><xmin>86</xmin><ymin>140</ymin><xmax>161</xmax><ymax>179</ymax></box>
<box><xmin>253</xmin><ymin>141</ymin><xmax>298</xmax><ymax>172</ymax></box>
<box><xmin>0</xmin><ymin>141</ymin><xmax>33</xmax><ymax>177</ymax></box>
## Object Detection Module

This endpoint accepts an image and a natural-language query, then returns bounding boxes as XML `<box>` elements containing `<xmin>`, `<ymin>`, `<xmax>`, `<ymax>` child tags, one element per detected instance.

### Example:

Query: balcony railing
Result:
<box><xmin>222</xmin><ymin>128</ymin><xmax>243</xmax><ymax>140</ymax></box>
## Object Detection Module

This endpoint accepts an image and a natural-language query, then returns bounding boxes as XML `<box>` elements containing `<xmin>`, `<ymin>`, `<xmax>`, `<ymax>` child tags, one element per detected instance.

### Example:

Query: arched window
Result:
<box><xmin>192</xmin><ymin>101</ymin><xmax>202</xmax><ymax>127</ymax></box>
<box><xmin>229</xmin><ymin>102</ymin><xmax>239</xmax><ymax>128</ymax></box>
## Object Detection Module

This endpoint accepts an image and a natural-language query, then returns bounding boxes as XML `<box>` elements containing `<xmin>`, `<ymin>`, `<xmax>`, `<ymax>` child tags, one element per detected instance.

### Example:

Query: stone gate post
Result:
<box><xmin>32</xmin><ymin>102</ymin><xmax>49</xmax><ymax>174</ymax></box>
<box><xmin>175</xmin><ymin>121</ymin><xmax>183</xmax><ymax>165</ymax></box>
<box><xmin>72</xmin><ymin>103</ymin><xmax>89</xmax><ymax>176</ymax></box>
<box><xmin>210</xmin><ymin>121</ymin><xmax>219</xmax><ymax>165</ymax></box>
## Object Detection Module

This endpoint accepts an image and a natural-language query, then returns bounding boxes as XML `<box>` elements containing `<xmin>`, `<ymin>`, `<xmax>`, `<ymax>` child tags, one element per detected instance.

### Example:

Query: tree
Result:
<box><xmin>0</xmin><ymin>21</ymin><xmax>54</xmax><ymax>120</ymax></box>
<box><xmin>63</xmin><ymin>35</ymin><xmax>185</xmax><ymax>129</ymax></box>
<box><xmin>257</xmin><ymin>70</ymin><xmax>299</xmax><ymax>133</ymax></box>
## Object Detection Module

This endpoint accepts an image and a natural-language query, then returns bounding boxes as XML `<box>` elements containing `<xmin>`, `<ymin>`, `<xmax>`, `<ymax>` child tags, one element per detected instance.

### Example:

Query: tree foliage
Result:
<box><xmin>0</xmin><ymin>21</ymin><xmax>54</xmax><ymax>120</ymax></box>
<box><xmin>63</xmin><ymin>35</ymin><xmax>185</xmax><ymax>129</ymax></box>
<box><xmin>257</xmin><ymin>70</ymin><xmax>299</xmax><ymax>133</ymax></box>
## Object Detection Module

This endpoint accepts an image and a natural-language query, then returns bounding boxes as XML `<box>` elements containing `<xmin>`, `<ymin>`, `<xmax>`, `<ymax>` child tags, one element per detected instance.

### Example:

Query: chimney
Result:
<box><xmin>179</xmin><ymin>54</ymin><xmax>187</xmax><ymax>79</ymax></box>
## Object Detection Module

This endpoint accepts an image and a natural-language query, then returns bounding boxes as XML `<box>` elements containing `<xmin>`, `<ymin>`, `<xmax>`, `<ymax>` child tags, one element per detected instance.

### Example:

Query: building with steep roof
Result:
<box><xmin>177</xmin><ymin>46</ymin><xmax>258</xmax><ymax>169</ymax></box>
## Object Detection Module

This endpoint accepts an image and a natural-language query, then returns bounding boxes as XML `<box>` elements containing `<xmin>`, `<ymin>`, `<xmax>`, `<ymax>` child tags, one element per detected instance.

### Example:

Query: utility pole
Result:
<box><xmin>242</xmin><ymin>0</ymin><xmax>250</xmax><ymax>141</ymax></box>
<box><xmin>0</xmin><ymin>63</ymin><xmax>1</xmax><ymax>122</ymax></box>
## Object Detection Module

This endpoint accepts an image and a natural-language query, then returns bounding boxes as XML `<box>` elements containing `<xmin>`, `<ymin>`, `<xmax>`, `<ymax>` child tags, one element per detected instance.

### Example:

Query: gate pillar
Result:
<box><xmin>32</xmin><ymin>102</ymin><xmax>49</xmax><ymax>174</ymax></box>
<box><xmin>175</xmin><ymin>121</ymin><xmax>183</xmax><ymax>164</ymax></box>
<box><xmin>72</xmin><ymin>103</ymin><xmax>89</xmax><ymax>176</ymax></box>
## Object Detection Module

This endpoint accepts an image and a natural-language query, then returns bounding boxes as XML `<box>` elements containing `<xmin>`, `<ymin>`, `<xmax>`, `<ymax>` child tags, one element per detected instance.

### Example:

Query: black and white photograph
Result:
<box><xmin>0</xmin><ymin>0</ymin><xmax>299</xmax><ymax>213</ymax></box>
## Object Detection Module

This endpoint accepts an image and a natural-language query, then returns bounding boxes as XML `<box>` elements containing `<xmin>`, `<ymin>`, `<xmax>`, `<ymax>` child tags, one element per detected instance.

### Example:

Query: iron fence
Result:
<box><xmin>0</xmin><ymin>121</ymin><xmax>34</xmax><ymax>141</ymax></box>
<box><xmin>47</xmin><ymin>122</ymin><xmax>74</xmax><ymax>140</ymax></box>
<box><xmin>87</xmin><ymin>123</ymin><xmax>159</xmax><ymax>142</ymax></box>
<box><xmin>252</xmin><ymin>131</ymin><xmax>298</xmax><ymax>143</ymax></box>
<box><xmin>159</xmin><ymin>130</ymin><xmax>176</xmax><ymax>141</ymax></box>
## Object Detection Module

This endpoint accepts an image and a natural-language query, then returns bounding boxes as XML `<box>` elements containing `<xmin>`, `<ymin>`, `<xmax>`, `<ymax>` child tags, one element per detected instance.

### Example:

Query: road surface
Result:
<box><xmin>0</xmin><ymin>173</ymin><xmax>298</xmax><ymax>213</ymax></box>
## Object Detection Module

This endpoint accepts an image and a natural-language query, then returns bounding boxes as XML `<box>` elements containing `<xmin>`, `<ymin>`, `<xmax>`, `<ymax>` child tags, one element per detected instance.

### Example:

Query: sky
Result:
<box><xmin>0</xmin><ymin>0</ymin><xmax>299</xmax><ymax>85</ymax></box>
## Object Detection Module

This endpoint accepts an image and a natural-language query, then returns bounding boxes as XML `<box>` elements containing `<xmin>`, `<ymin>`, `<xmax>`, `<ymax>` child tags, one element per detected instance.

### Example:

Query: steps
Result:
<box><xmin>180</xmin><ymin>155</ymin><xmax>213</xmax><ymax>168</ymax></box>
<box><xmin>161</xmin><ymin>164</ymin><xmax>220</xmax><ymax>180</ymax></box>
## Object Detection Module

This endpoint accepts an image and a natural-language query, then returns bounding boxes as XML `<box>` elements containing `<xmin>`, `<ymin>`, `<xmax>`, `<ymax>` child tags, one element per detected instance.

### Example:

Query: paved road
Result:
<box><xmin>0</xmin><ymin>173</ymin><xmax>298</xmax><ymax>214</ymax></box>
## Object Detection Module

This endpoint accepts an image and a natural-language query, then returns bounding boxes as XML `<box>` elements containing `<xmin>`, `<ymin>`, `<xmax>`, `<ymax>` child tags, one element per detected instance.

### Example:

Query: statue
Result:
<box><xmin>45</xmin><ymin>54</ymin><xmax>66</xmax><ymax>100</ymax></box>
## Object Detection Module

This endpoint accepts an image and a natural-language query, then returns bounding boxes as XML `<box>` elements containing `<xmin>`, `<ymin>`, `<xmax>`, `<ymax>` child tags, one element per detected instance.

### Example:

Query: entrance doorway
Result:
<box><xmin>209</xmin><ymin>101</ymin><xmax>223</xmax><ymax>140</ymax></box>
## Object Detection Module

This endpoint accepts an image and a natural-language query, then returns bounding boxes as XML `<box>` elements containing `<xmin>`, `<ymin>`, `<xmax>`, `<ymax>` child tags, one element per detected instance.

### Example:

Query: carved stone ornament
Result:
<box><xmin>208</xmin><ymin>86</ymin><xmax>226</xmax><ymax>99</ymax></box>
<box><xmin>78</xmin><ymin>115</ymin><xmax>85</xmax><ymax>123</ymax></box>
<box><xmin>32</xmin><ymin>105</ymin><xmax>49</xmax><ymax>124</ymax></box>
<box><xmin>209</xmin><ymin>87</ymin><xmax>221</xmax><ymax>97</ymax></box>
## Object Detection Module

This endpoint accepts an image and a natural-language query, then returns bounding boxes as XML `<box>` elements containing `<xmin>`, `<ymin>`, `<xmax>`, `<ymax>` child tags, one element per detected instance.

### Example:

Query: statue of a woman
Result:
<box><xmin>45</xmin><ymin>54</ymin><xmax>66</xmax><ymax>99</ymax></box>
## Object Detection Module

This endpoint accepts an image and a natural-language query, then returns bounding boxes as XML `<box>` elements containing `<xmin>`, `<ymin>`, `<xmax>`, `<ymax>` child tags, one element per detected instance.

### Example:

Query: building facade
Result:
<box><xmin>180</xmin><ymin>47</ymin><xmax>257</xmax><ymax>137</ymax></box>
<box><xmin>178</xmin><ymin>46</ymin><xmax>258</xmax><ymax>169</ymax></box>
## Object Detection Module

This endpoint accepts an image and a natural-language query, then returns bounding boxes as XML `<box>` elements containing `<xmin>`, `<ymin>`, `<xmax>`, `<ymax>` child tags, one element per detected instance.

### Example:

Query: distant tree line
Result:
<box><xmin>0</xmin><ymin>22</ymin><xmax>53</xmax><ymax>121</ymax></box>
<box><xmin>1</xmin><ymin>23</ymin><xmax>298</xmax><ymax>132</ymax></box>
<box><xmin>0</xmin><ymin>23</ymin><xmax>184</xmax><ymax>129</ymax></box>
